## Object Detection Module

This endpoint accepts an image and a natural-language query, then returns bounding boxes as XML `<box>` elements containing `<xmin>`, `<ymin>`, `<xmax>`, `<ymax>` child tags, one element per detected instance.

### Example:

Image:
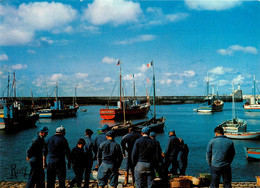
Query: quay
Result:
<box><xmin>6</xmin><ymin>90</ymin><xmax>243</xmax><ymax>106</ymax></box>
<box><xmin>0</xmin><ymin>180</ymin><xmax>258</xmax><ymax>188</ymax></box>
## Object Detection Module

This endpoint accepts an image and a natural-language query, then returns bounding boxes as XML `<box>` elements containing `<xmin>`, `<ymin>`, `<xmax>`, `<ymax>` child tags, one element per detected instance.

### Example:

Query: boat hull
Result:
<box><xmin>212</xmin><ymin>101</ymin><xmax>224</xmax><ymax>112</ymax></box>
<box><xmin>224</xmin><ymin>132</ymin><xmax>260</xmax><ymax>139</ymax></box>
<box><xmin>243</xmin><ymin>104</ymin><xmax>260</xmax><ymax>112</ymax></box>
<box><xmin>100</xmin><ymin>106</ymin><xmax>150</xmax><ymax>120</ymax></box>
<box><xmin>110</xmin><ymin>117</ymin><xmax>165</xmax><ymax>136</ymax></box>
<box><xmin>245</xmin><ymin>147</ymin><xmax>260</xmax><ymax>160</ymax></box>
<box><xmin>38</xmin><ymin>108</ymin><xmax>78</xmax><ymax>118</ymax></box>
<box><xmin>3</xmin><ymin>113</ymin><xmax>39</xmax><ymax>131</ymax></box>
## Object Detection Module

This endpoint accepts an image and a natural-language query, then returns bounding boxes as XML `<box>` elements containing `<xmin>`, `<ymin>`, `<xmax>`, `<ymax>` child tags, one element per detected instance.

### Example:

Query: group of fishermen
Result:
<box><xmin>26</xmin><ymin>124</ymin><xmax>189</xmax><ymax>188</ymax></box>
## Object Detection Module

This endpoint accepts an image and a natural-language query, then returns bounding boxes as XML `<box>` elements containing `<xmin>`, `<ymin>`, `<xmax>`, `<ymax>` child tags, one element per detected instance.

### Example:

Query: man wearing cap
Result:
<box><xmin>121</xmin><ymin>126</ymin><xmax>141</xmax><ymax>185</ymax></box>
<box><xmin>26</xmin><ymin>126</ymin><xmax>49</xmax><ymax>188</ymax></box>
<box><xmin>150</xmin><ymin>132</ymin><xmax>164</xmax><ymax>179</ymax></box>
<box><xmin>93</xmin><ymin>124</ymin><xmax>110</xmax><ymax>160</ymax></box>
<box><xmin>84</xmin><ymin>129</ymin><xmax>94</xmax><ymax>188</ymax></box>
<box><xmin>206</xmin><ymin>126</ymin><xmax>235</xmax><ymax>188</ymax></box>
<box><xmin>164</xmin><ymin>129</ymin><xmax>180</xmax><ymax>179</ymax></box>
<box><xmin>131</xmin><ymin>127</ymin><xmax>158</xmax><ymax>188</ymax></box>
<box><xmin>44</xmin><ymin>126</ymin><xmax>70</xmax><ymax>188</ymax></box>
<box><xmin>97</xmin><ymin>130</ymin><xmax>123</xmax><ymax>188</ymax></box>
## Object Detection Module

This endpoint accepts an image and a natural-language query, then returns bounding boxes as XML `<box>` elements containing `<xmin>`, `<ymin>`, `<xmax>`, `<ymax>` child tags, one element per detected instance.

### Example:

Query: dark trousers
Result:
<box><xmin>26</xmin><ymin>165</ymin><xmax>45</xmax><ymax>188</ymax></box>
<box><xmin>70</xmin><ymin>165</ymin><xmax>84</xmax><ymax>187</ymax></box>
<box><xmin>47</xmin><ymin>163</ymin><xmax>66</xmax><ymax>188</ymax></box>
<box><xmin>210</xmin><ymin>165</ymin><xmax>232</xmax><ymax>188</ymax></box>
<box><xmin>126</xmin><ymin>157</ymin><xmax>135</xmax><ymax>184</ymax></box>
<box><xmin>164</xmin><ymin>157</ymin><xmax>178</xmax><ymax>177</ymax></box>
<box><xmin>84</xmin><ymin>161</ymin><xmax>93</xmax><ymax>188</ymax></box>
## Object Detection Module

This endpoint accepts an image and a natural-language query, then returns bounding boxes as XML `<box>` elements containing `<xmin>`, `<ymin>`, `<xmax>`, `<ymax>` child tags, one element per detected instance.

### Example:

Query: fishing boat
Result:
<box><xmin>243</xmin><ymin>75</ymin><xmax>260</xmax><ymax>112</ymax></box>
<box><xmin>100</xmin><ymin>60</ymin><xmax>150</xmax><ymax>120</ymax></box>
<box><xmin>110</xmin><ymin>117</ymin><xmax>166</xmax><ymax>136</ymax></box>
<box><xmin>219</xmin><ymin>82</ymin><xmax>247</xmax><ymax>133</ymax></box>
<box><xmin>1</xmin><ymin>73</ymin><xmax>39</xmax><ymax>131</ymax></box>
<box><xmin>244</xmin><ymin>147</ymin><xmax>260</xmax><ymax>160</ymax></box>
<box><xmin>109</xmin><ymin>61</ymin><xmax>165</xmax><ymax>136</ymax></box>
<box><xmin>195</xmin><ymin>73</ymin><xmax>224</xmax><ymax>112</ymax></box>
<box><xmin>224</xmin><ymin>131</ymin><xmax>260</xmax><ymax>139</ymax></box>
<box><xmin>38</xmin><ymin>83</ymin><xmax>78</xmax><ymax>118</ymax></box>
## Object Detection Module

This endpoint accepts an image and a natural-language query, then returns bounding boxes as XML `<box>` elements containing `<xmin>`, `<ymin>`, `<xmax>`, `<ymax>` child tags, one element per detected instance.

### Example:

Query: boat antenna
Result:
<box><xmin>206</xmin><ymin>72</ymin><xmax>209</xmax><ymax>97</ymax></box>
<box><xmin>7</xmin><ymin>73</ymin><xmax>10</xmax><ymax>98</ymax></box>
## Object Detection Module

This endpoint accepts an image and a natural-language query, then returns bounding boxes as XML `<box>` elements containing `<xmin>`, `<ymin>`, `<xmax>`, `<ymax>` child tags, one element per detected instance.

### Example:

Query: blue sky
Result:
<box><xmin>0</xmin><ymin>0</ymin><xmax>259</xmax><ymax>97</ymax></box>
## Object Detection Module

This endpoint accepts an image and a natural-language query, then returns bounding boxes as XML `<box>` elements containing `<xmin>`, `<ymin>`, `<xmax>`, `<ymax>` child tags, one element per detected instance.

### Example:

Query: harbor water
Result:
<box><xmin>0</xmin><ymin>102</ymin><xmax>259</xmax><ymax>182</ymax></box>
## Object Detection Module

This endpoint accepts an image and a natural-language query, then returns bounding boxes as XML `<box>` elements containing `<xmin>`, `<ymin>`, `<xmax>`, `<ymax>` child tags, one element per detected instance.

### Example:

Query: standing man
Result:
<box><xmin>150</xmin><ymin>132</ymin><xmax>164</xmax><ymax>179</ymax></box>
<box><xmin>164</xmin><ymin>129</ymin><xmax>180</xmax><ymax>178</ymax></box>
<box><xmin>97</xmin><ymin>130</ymin><xmax>123</xmax><ymax>188</ymax></box>
<box><xmin>177</xmin><ymin>138</ymin><xmax>189</xmax><ymax>175</ymax></box>
<box><xmin>93</xmin><ymin>124</ymin><xmax>110</xmax><ymax>159</ymax></box>
<box><xmin>131</xmin><ymin>127</ymin><xmax>158</xmax><ymax>188</ymax></box>
<box><xmin>26</xmin><ymin>126</ymin><xmax>49</xmax><ymax>188</ymax></box>
<box><xmin>121</xmin><ymin>126</ymin><xmax>141</xmax><ymax>185</ymax></box>
<box><xmin>84</xmin><ymin>128</ymin><xmax>94</xmax><ymax>188</ymax></box>
<box><xmin>44</xmin><ymin>125</ymin><xmax>70</xmax><ymax>188</ymax></box>
<box><xmin>206</xmin><ymin>126</ymin><xmax>235</xmax><ymax>188</ymax></box>
<box><xmin>69</xmin><ymin>138</ymin><xmax>86</xmax><ymax>188</ymax></box>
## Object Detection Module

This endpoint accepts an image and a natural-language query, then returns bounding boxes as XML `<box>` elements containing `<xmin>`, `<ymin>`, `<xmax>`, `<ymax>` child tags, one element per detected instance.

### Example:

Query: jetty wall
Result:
<box><xmin>9</xmin><ymin>90</ymin><xmax>243</xmax><ymax>106</ymax></box>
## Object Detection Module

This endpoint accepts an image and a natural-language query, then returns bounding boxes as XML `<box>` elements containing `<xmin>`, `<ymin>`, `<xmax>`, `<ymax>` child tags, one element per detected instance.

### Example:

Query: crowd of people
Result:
<box><xmin>26</xmin><ymin>124</ymin><xmax>235</xmax><ymax>188</ymax></box>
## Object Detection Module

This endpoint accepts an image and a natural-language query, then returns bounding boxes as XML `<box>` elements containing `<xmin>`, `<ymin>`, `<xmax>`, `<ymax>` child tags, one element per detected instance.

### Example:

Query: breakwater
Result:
<box><xmin>9</xmin><ymin>90</ymin><xmax>243</xmax><ymax>106</ymax></box>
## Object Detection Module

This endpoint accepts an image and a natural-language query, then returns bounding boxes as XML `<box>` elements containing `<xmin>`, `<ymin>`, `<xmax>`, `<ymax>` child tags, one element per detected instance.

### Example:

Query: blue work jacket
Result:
<box><xmin>206</xmin><ymin>135</ymin><xmax>235</xmax><ymax>167</ymax></box>
<box><xmin>164</xmin><ymin>135</ymin><xmax>180</xmax><ymax>159</ymax></box>
<box><xmin>44</xmin><ymin>134</ymin><xmax>70</xmax><ymax>164</ymax></box>
<box><xmin>131</xmin><ymin>136</ymin><xmax>158</xmax><ymax>166</ymax></box>
<box><xmin>27</xmin><ymin>135</ymin><xmax>46</xmax><ymax>166</ymax></box>
<box><xmin>97</xmin><ymin>139</ymin><xmax>123</xmax><ymax>168</ymax></box>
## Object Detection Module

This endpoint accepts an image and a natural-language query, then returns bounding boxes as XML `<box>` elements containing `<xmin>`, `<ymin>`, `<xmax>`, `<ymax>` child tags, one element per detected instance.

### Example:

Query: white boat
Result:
<box><xmin>219</xmin><ymin>82</ymin><xmax>247</xmax><ymax>133</ymax></box>
<box><xmin>195</xmin><ymin>106</ymin><xmax>212</xmax><ymax>113</ymax></box>
<box><xmin>243</xmin><ymin>75</ymin><xmax>260</xmax><ymax>112</ymax></box>
<box><xmin>224</xmin><ymin>131</ymin><xmax>260</xmax><ymax>139</ymax></box>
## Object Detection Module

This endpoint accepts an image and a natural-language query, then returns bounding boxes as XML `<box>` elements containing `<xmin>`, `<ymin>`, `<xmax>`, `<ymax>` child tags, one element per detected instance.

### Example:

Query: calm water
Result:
<box><xmin>0</xmin><ymin>102</ymin><xmax>259</xmax><ymax>182</ymax></box>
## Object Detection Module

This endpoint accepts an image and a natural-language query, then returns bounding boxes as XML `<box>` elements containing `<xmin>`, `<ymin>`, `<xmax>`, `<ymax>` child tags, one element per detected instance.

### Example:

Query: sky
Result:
<box><xmin>0</xmin><ymin>0</ymin><xmax>259</xmax><ymax>97</ymax></box>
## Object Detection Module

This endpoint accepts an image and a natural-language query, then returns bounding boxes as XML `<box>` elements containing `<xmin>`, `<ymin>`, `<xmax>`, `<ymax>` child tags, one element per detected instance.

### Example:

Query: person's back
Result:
<box><xmin>177</xmin><ymin>139</ymin><xmax>189</xmax><ymax>175</ymax></box>
<box><xmin>98</xmin><ymin>139</ymin><xmax>123</xmax><ymax>165</ymax></box>
<box><xmin>206</xmin><ymin>126</ymin><xmax>235</xmax><ymax>188</ymax></box>
<box><xmin>46</xmin><ymin>134</ymin><xmax>70</xmax><ymax>164</ymax></box>
<box><xmin>206</xmin><ymin>135</ymin><xmax>235</xmax><ymax>167</ymax></box>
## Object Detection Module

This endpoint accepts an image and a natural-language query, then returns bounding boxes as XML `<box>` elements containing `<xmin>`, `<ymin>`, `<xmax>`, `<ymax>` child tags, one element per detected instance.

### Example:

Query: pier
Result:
<box><xmin>7</xmin><ymin>90</ymin><xmax>243</xmax><ymax>106</ymax></box>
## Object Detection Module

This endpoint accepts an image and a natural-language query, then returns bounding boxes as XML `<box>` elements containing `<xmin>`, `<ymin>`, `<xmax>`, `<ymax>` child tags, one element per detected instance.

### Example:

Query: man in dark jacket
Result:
<box><xmin>97</xmin><ymin>130</ymin><xmax>123</xmax><ymax>188</ymax></box>
<box><xmin>84</xmin><ymin>129</ymin><xmax>94</xmax><ymax>188</ymax></box>
<box><xmin>26</xmin><ymin>126</ymin><xmax>49</xmax><ymax>188</ymax></box>
<box><xmin>131</xmin><ymin>127</ymin><xmax>158</xmax><ymax>188</ymax></box>
<box><xmin>177</xmin><ymin>138</ymin><xmax>189</xmax><ymax>175</ymax></box>
<box><xmin>93</xmin><ymin>124</ymin><xmax>110</xmax><ymax>159</ymax></box>
<box><xmin>69</xmin><ymin>138</ymin><xmax>86</xmax><ymax>188</ymax></box>
<box><xmin>121</xmin><ymin>126</ymin><xmax>141</xmax><ymax>185</ymax></box>
<box><xmin>206</xmin><ymin>126</ymin><xmax>235</xmax><ymax>188</ymax></box>
<box><xmin>44</xmin><ymin>125</ymin><xmax>70</xmax><ymax>188</ymax></box>
<box><xmin>164</xmin><ymin>129</ymin><xmax>180</xmax><ymax>178</ymax></box>
<box><xmin>150</xmin><ymin>132</ymin><xmax>164</xmax><ymax>179</ymax></box>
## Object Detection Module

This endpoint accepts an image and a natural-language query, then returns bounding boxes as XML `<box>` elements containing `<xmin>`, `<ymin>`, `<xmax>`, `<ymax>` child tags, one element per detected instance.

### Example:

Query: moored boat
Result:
<box><xmin>100</xmin><ymin>60</ymin><xmax>150</xmax><ymax>120</ymax></box>
<box><xmin>219</xmin><ymin>82</ymin><xmax>247</xmax><ymax>133</ymax></box>
<box><xmin>109</xmin><ymin>61</ymin><xmax>165</xmax><ymax>136</ymax></box>
<box><xmin>3</xmin><ymin>100</ymin><xmax>39</xmax><ymax>131</ymax></box>
<box><xmin>38</xmin><ymin>83</ymin><xmax>78</xmax><ymax>118</ymax></box>
<box><xmin>224</xmin><ymin>131</ymin><xmax>260</xmax><ymax>139</ymax></box>
<box><xmin>244</xmin><ymin>147</ymin><xmax>260</xmax><ymax>160</ymax></box>
<box><xmin>243</xmin><ymin>75</ymin><xmax>260</xmax><ymax>112</ymax></box>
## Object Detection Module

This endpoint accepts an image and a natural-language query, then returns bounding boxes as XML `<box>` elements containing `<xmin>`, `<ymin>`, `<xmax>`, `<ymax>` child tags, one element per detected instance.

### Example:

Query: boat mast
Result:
<box><xmin>232</xmin><ymin>81</ymin><xmax>236</xmax><ymax>120</ymax></box>
<box><xmin>133</xmin><ymin>79</ymin><xmax>135</xmax><ymax>102</ymax></box>
<box><xmin>7</xmin><ymin>73</ymin><xmax>10</xmax><ymax>98</ymax></box>
<box><xmin>13</xmin><ymin>72</ymin><xmax>16</xmax><ymax>99</ymax></box>
<box><xmin>152</xmin><ymin>61</ymin><xmax>156</xmax><ymax>119</ymax></box>
<box><xmin>55</xmin><ymin>82</ymin><xmax>58</xmax><ymax>101</ymax></box>
<box><xmin>253</xmin><ymin>75</ymin><xmax>256</xmax><ymax>103</ymax></box>
<box><xmin>119</xmin><ymin>61</ymin><xmax>122</xmax><ymax>102</ymax></box>
<box><xmin>206</xmin><ymin>73</ymin><xmax>209</xmax><ymax>97</ymax></box>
